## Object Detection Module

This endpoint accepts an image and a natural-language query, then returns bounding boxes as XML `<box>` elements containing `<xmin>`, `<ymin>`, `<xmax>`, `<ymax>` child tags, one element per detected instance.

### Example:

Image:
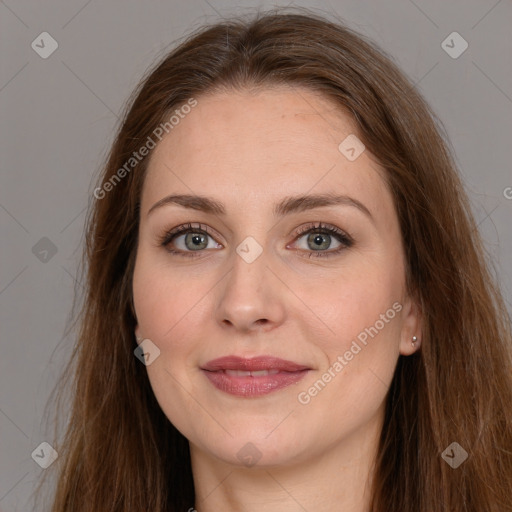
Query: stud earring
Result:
<box><xmin>412</xmin><ymin>335</ymin><xmax>418</xmax><ymax>347</ymax></box>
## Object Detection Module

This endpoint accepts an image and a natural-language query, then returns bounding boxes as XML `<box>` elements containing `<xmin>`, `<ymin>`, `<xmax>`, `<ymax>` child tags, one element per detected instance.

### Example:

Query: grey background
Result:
<box><xmin>1</xmin><ymin>0</ymin><xmax>511</xmax><ymax>510</ymax></box>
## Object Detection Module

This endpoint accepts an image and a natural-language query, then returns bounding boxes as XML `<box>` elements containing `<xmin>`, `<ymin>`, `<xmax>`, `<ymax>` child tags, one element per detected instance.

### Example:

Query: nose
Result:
<box><xmin>214</xmin><ymin>244</ymin><xmax>286</xmax><ymax>334</ymax></box>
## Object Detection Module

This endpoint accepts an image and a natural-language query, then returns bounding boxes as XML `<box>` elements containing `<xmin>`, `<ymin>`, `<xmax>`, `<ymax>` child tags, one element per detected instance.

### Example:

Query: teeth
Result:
<box><xmin>251</xmin><ymin>369</ymin><xmax>280</xmax><ymax>376</ymax></box>
<box><xmin>225</xmin><ymin>370</ymin><xmax>251</xmax><ymax>377</ymax></box>
<box><xmin>224</xmin><ymin>369</ymin><xmax>280</xmax><ymax>377</ymax></box>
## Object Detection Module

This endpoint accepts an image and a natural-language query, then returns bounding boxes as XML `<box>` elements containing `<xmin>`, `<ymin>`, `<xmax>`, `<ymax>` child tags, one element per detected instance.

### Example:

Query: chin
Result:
<box><xmin>190</xmin><ymin>424</ymin><xmax>314</xmax><ymax>469</ymax></box>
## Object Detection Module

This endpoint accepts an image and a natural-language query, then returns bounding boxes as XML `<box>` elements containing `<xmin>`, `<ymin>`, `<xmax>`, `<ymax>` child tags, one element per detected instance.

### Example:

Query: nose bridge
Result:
<box><xmin>226</xmin><ymin>236</ymin><xmax>271</xmax><ymax>304</ymax></box>
<box><xmin>214</xmin><ymin>234</ymin><xmax>285</xmax><ymax>331</ymax></box>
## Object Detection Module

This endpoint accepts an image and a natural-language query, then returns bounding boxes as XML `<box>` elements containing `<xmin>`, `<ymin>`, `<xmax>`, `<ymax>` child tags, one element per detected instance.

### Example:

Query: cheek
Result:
<box><xmin>292</xmin><ymin>256</ymin><xmax>404</xmax><ymax>417</ymax></box>
<box><xmin>132</xmin><ymin>251</ymin><xmax>213</xmax><ymax>342</ymax></box>
<box><xmin>294</xmin><ymin>267</ymin><xmax>403</xmax><ymax>431</ymax></box>
<box><xmin>132</xmin><ymin>252</ymin><xmax>213</xmax><ymax>433</ymax></box>
<box><xmin>296</xmin><ymin>260</ymin><xmax>404</xmax><ymax>352</ymax></box>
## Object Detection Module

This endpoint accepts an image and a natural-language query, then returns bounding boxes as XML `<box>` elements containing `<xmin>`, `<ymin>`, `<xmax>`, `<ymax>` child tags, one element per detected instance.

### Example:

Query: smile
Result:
<box><xmin>201</xmin><ymin>355</ymin><xmax>311</xmax><ymax>397</ymax></box>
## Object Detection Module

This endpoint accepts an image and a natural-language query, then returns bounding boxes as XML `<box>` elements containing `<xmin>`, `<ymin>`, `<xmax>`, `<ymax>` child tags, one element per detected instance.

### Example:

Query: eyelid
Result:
<box><xmin>293</xmin><ymin>222</ymin><xmax>352</xmax><ymax>241</ymax></box>
<box><xmin>158</xmin><ymin>222</ymin><xmax>221</xmax><ymax>246</ymax></box>
<box><xmin>288</xmin><ymin>222</ymin><xmax>353</xmax><ymax>257</ymax></box>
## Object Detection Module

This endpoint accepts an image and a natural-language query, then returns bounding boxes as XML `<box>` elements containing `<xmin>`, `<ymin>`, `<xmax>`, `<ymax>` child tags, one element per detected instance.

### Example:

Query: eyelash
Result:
<box><xmin>158</xmin><ymin>222</ymin><xmax>354</xmax><ymax>259</ymax></box>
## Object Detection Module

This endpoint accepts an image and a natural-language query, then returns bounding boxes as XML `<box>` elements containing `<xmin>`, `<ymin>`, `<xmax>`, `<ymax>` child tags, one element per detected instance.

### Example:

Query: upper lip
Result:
<box><xmin>201</xmin><ymin>355</ymin><xmax>310</xmax><ymax>372</ymax></box>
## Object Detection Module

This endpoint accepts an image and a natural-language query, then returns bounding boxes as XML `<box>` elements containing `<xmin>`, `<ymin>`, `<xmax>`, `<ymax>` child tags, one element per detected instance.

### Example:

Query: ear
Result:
<box><xmin>134</xmin><ymin>325</ymin><xmax>142</xmax><ymax>343</ymax></box>
<box><xmin>398</xmin><ymin>294</ymin><xmax>422</xmax><ymax>356</ymax></box>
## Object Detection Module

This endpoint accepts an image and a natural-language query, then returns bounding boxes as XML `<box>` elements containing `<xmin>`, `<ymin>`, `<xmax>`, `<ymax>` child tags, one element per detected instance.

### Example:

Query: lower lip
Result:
<box><xmin>202</xmin><ymin>369</ymin><xmax>309</xmax><ymax>397</ymax></box>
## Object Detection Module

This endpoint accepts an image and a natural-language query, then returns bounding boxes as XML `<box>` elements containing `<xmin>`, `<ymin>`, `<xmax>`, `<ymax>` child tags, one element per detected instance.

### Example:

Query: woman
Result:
<box><xmin>40</xmin><ymin>8</ymin><xmax>512</xmax><ymax>511</ymax></box>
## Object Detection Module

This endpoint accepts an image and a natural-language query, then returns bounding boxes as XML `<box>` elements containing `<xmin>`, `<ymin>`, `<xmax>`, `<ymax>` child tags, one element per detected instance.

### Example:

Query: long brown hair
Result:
<box><xmin>38</xmin><ymin>8</ymin><xmax>512</xmax><ymax>511</ymax></box>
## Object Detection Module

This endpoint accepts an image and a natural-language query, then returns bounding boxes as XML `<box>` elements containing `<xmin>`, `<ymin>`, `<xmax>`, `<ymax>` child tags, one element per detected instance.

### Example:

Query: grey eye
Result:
<box><xmin>296</xmin><ymin>232</ymin><xmax>342</xmax><ymax>252</ymax></box>
<box><xmin>173</xmin><ymin>231</ymin><xmax>219</xmax><ymax>251</ymax></box>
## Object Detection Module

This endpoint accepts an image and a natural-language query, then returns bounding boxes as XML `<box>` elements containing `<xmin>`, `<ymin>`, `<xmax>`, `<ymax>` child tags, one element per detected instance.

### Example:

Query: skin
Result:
<box><xmin>132</xmin><ymin>85</ymin><xmax>422</xmax><ymax>512</ymax></box>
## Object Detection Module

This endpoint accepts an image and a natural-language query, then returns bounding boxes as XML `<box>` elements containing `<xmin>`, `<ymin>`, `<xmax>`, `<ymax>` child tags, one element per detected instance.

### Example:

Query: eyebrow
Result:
<box><xmin>147</xmin><ymin>193</ymin><xmax>373</xmax><ymax>221</ymax></box>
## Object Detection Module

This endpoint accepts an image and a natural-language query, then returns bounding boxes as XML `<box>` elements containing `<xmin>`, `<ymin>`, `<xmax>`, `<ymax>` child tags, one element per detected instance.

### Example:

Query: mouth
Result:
<box><xmin>201</xmin><ymin>355</ymin><xmax>311</xmax><ymax>397</ymax></box>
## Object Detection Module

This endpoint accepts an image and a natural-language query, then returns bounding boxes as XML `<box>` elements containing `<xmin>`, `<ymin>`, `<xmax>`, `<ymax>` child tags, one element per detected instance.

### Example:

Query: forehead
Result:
<box><xmin>142</xmin><ymin>86</ymin><xmax>392</xmax><ymax>220</ymax></box>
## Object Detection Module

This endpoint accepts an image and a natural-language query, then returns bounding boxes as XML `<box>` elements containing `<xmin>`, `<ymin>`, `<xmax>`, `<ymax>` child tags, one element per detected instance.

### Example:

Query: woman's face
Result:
<box><xmin>132</xmin><ymin>86</ymin><xmax>420</xmax><ymax>468</ymax></box>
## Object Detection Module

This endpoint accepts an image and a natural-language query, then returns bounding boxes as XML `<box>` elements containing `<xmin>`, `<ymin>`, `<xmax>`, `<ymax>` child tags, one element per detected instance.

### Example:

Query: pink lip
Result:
<box><xmin>201</xmin><ymin>356</ymin><xmax>311</xmax><ymax>397</ymax></box>
<box><xmin>202</xmin><ymin>355</ymin><xmax>310</xmax><ymax>372</ymax></box>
